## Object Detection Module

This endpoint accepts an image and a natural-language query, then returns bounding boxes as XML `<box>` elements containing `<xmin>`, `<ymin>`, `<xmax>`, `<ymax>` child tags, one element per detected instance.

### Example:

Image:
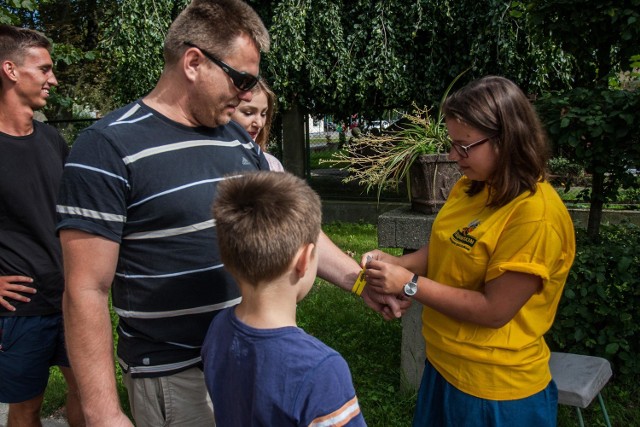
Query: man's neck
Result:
<box><xmin>143</xmin><ymin>72</ymin><xmax>196</xmax><ymax>127</ymax></box>
<box><xmin>0</xmin><ymin>100</ymin><xmax>35</xmax><ymax>136</ymax></box>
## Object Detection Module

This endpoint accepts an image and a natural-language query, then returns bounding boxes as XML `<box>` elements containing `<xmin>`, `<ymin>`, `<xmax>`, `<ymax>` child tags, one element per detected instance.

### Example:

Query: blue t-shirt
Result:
<box><xmin>202</xmin><ymin>307</ymin><xmax>367</xmax><ymax>426</ymax></box>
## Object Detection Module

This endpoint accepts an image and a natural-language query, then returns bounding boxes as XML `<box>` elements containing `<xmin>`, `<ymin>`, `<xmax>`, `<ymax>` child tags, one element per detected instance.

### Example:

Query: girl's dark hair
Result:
<box><xmin>443</xmin><ymin>75</ymin><xmax>550</xmax><ymax>207</ymax></box>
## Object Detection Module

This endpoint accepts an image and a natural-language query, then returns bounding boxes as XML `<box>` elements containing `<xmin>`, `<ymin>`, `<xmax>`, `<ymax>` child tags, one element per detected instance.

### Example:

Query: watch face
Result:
<box><xmin>404</xmin><ymin>281</ymin><xmax>417</xmax><ymax>296</ymax></box>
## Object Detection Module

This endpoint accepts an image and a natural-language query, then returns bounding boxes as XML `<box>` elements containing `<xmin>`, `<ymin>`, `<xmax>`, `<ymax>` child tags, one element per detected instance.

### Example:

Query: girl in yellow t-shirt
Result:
<box><xmin>364</xmin><ymin>76</ymin><xmax>575</xmax><ymax>427</ymax></box>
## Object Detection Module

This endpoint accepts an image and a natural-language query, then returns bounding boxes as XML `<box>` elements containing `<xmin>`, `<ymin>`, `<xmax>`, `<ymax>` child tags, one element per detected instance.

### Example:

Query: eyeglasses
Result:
<box><xmin>183</xmin><ymin>41</ymin><xmax>260</xmax><ymax>92</ymax></box>
<box><xmin>450</xmin><ymin>135</ymin><xmax>497</xmax><ymax>158</ymax></box>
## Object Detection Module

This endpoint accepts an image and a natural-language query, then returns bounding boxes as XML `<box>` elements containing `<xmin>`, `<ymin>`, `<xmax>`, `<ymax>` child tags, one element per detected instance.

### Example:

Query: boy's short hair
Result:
<box><xmin>213</xmin><ymin>171</ymin><xmax>322</xmax><ymax>285</ymax></box>
<box><xmin>164</xmin><ymin>0</ymin><xmax>270</xmax><ymax>66</ymax></box>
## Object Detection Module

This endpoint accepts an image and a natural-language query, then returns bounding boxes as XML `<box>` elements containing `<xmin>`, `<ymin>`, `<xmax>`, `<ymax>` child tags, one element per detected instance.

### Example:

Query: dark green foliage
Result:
<box><xmin>547</xmin><ymin>156</ymin><xmax>588</xmax><ymax>190</ymax></box>
<box><xmin>104</xmin><ymin>0</ymin><xmax>189</xmax><ymax>105</ymax></box>
<box><xmin>537</xmin><ymin>89</ymin><xmax>640</xmax><ymax>179</ymax></box>
<box><xmin>536</xmin><ymin>88</ymin><xmax>640</xmax><ymax>237</ymax></box>
<box><xmin>266</xmin><ymin>0</ymin><xmax>571</xmax><ymax>119</ymax></box>
<box><xmin>524</xmin><ymin>0</ymin><xmax>640</xmax><ymax>86</ymax></box>
<box><xmin>617</xmin><ymin>183</ymin><xmax>640</xmax><ymax>206</ymax></box>
<box><xmin>547</xmin><ymin>223</ymin><xmax>640</xmax><ymax>377</ymax></box>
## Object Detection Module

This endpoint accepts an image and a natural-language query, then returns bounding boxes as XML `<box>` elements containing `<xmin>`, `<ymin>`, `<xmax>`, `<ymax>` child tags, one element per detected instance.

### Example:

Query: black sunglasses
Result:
<box><xmin>183</xmin><ymin>41</ymin><xmax>260</xmax><ymax>92</ymax></box>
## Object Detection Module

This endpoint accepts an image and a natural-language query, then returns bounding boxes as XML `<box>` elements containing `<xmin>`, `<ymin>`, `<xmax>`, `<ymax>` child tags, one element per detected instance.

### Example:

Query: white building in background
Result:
<box><xmin>308</xmin><ymin>115</ymin><xmax>325</xmax><ymax>133</ymax></box>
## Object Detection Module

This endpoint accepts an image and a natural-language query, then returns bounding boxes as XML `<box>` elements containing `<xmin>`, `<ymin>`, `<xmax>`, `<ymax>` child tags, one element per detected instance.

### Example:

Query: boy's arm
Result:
<box><xmin>316</xmin><ymin>231</ymin><xmax>409</xmax><ymax>319</ymax></box>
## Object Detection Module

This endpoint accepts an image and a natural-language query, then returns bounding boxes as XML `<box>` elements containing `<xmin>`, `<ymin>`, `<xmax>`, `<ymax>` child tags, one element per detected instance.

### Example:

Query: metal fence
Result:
<box><xmin>45</xmin><ymin>118</ymin><xmax>98</xmax><ymax>146</ymax></box>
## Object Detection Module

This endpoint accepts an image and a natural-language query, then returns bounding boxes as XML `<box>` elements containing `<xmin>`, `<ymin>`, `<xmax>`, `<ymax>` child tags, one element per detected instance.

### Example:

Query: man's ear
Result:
<box><xmin>2</xmin><ymin>60</ymin><xmax>17</xmax><ymax>82</ymax></box>
<box><xmin>182</xmin><ymin>48</ymin><xmax>204</xmax><ymax>82</ymax></box>
<box><xmin>294</xmin><ymin>243</ymin><xmax>315</xmax><ymax>278</ymax></box>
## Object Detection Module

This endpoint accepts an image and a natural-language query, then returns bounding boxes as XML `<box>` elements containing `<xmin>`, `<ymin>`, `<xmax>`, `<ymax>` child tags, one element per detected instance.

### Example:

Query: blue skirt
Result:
<box><xmin>413</xmin><ymin>359</ymin><xmax>558</xmax><ymax>427</ymax></box>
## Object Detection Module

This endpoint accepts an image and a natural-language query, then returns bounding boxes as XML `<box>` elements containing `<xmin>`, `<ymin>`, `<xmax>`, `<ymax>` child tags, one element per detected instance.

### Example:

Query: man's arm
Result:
<box><xmin>316</xmin><ymin>231</ymin><xmax>360</xmax><ymax>292</ymax></box>
<box><xmin>60</xmin><ymin>229</ymin><xmax>133</xmax><ymax>427</ymax></box>
<box><xmin>316</xmin><ymin>231</ymin><xmax>409</xmax><ymax>319</ymax></box>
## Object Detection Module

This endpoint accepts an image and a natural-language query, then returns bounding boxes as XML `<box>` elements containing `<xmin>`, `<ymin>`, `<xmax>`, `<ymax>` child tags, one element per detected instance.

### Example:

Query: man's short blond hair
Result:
<box><xmin>164</xmin><ymin>0</ymin><xmax>270</xmax><ymax>65</ymax></box>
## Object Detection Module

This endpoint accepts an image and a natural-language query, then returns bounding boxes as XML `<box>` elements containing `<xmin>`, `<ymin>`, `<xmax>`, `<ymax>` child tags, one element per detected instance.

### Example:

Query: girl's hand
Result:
<box><xmin>365</xmin><ymin>260</ymin><xmax>415</xmax><ymax>296</ymax></box>
<box><xmin>360</xmin><ymin>249</ymin><xmax>395</xmax><ymax>268</ymax></box>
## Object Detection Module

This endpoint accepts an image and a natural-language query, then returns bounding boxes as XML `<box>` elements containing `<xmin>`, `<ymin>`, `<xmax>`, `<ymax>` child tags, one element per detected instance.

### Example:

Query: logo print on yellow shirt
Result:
<box><xmin>450</xmin><ymin>219</ymin><xmax>480</xmax><ymax>251</ymax></box>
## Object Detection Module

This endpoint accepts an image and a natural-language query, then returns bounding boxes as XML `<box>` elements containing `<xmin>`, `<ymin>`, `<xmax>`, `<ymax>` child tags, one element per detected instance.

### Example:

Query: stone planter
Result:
<box><xmin>409</xmin><ymin>154</ymin><xmax>461</xmax><ymax>214</ymax></box>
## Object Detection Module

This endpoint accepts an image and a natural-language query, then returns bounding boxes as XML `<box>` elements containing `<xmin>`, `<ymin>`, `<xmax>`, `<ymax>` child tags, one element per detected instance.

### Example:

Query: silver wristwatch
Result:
<box><xmin>403</xmin><ymin>274</ymin><xmax>419</xmax><ymax>297</ymax></box>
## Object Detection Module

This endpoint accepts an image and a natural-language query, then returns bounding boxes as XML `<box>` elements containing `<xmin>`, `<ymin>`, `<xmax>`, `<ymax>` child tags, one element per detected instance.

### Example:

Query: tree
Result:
<box><xmin>1</xmin><ymin>0</ymin><xmax>117</xmax><ymax>118</ymax></box>
<box><xmin>525</xmin><ymin>0</ymin><xmax>640</xmax><ymax>238</ymax></box>
<box><xmin>3</xmin><ymin>0</ymin><xmax>576</xmax><ymax>176</ymax></box>
<box><xmin>4</xmin><ymin>0</ymin><xmax>573</xmax><ymax>118</ymax></box>
<box><xmin>103</xmin><ymin>0</ymin><xmax>188</xmax><ymax>105</ymax></box>
<box><xmin>265</xmin><ymin>0</ymin><xmax>571</xmax><ymax>119</ymax></box>
<box><xmin>262</xmin><ymin>0</ymin><xmax>572</xmax><ymax>175</ymax></box>
<box><xmin>0</xmin><ymin>0</ymin><xmax>39</xmax><ymax>25</ymax></box>
<box><xmin>525</xmin><ymin>0</ymin><xmax>640</xmax><ymax>87</ymax></box>
<box><xmin>537</xmin><ymin>89</ymin><xmax>640</xmax><ymax>239</ymax></box>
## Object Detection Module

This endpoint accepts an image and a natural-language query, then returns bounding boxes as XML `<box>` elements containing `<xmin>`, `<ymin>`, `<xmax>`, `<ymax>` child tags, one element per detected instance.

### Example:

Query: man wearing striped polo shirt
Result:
<box><xmin>56</xmin><ymin>1</ymin><xmax>407</xmax><ymax>426</ymax></box>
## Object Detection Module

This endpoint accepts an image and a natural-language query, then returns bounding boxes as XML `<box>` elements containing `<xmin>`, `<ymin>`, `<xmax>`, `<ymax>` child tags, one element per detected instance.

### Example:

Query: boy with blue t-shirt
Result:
<box><xmin>203</xmin><ymin>171</ymin><xmax>366</xmax><ymax>426</ymax></box>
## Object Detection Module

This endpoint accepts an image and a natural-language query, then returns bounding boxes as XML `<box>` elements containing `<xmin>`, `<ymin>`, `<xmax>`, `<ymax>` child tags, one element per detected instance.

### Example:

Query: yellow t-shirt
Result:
<box><xmin>423</xmin><ymin>177</ymin><xmax>575</xmax><ymax>400</ymax></box>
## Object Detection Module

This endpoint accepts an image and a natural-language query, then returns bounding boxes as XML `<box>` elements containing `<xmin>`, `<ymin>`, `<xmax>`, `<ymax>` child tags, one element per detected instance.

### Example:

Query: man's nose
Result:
<box><xmin>48</xmin><ymin>72</ymin><xmax>58</xmax><ymax>87</ymax></box>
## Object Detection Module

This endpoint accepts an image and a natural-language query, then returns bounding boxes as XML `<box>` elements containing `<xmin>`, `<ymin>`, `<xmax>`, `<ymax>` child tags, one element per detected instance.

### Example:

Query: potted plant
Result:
<box><xmin>324</xmin><ymin>74</ymin><xmax>465</xmax><ymax>214</ymax></box>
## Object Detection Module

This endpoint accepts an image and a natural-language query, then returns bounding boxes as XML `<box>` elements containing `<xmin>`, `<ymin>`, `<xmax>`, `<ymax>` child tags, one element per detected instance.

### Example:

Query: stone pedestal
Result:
<box><xmin>377</xmin><ymin>206</ymin><xmax>434</xmax><ymax>251</ymax></box>
<box><xmin>377</xmin><ymin>206</ymin><xmax>434</xmax><ymax>392</ymax></box>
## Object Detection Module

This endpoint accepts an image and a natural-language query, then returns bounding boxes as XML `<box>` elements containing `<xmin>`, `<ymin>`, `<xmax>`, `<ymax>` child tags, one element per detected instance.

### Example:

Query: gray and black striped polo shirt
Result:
<box><xmin>57</xmin><ymin>100</ymin><xmax>267</xmax><ymax>377</ymax></box>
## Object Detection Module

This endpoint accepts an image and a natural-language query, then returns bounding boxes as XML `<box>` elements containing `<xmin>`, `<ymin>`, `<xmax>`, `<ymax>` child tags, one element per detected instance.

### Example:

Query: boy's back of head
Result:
<box><xmin>213</xmin><ymin>171</ymin><xmax>322</xmax><ymax>285</ymax></box>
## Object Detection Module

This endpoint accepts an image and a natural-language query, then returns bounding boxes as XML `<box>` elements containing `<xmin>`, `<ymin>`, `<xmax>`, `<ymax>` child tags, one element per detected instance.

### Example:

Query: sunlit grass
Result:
<box><xmin>42</xmin><ymin>222</ymin><xmax>638</xmax><ymax>426</ymax></box>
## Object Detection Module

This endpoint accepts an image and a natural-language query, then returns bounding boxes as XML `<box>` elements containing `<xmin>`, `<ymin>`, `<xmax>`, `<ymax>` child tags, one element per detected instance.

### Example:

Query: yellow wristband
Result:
<box><xmin>351</xmin><ymin>267</ymin><xmax>367</xmax><ymax>296</ymax></box>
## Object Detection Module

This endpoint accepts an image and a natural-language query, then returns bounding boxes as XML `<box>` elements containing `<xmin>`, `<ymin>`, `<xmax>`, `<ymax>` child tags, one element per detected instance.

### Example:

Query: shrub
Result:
<box><xmin>617</xmin><ymin>176</ymin><xmax>640</xmax><ymax>206</ymax></box>
<box><xmin>547</xmin><ymin>156</ymin><xmax>588</xmax><ymax>189</ymax></box>
<box><xmin>547</xmin><ymin>223</ymin><xmax>640</xmax><ymax>377</ymax></box>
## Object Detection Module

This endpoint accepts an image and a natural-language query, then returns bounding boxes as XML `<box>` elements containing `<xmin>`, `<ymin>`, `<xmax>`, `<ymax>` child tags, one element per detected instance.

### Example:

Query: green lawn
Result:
<box><xmin>43</xmin><ymin>221</ymin><xmax>638</xmax><ymax>426</ymax></box>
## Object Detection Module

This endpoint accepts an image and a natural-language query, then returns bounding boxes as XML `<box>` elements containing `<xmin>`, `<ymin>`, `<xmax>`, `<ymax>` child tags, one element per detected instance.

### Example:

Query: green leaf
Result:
<box><xmin>606</xmin><ymin>342</ymin><xmax>620</xmax><ymax>354</ymax></box>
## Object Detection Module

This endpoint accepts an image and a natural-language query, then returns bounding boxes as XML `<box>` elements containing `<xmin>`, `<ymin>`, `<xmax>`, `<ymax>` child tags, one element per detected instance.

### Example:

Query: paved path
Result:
<box><xmin>0</xmin><ymin>402</ymin><xmax>69</xmax><ymax>427</ymax></box>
